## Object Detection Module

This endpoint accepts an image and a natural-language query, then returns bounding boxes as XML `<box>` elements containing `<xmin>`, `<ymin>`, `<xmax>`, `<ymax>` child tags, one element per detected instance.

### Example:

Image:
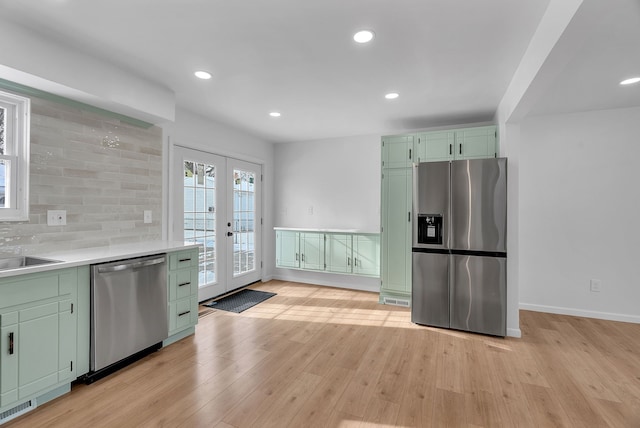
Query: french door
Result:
<box><xmin>172</xmin><ymin>146</ymin><xmax>262</xmax><ymax>301</ymax></box>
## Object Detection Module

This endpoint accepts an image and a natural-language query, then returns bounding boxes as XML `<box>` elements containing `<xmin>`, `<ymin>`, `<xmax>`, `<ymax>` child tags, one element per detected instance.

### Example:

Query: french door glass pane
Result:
<box><xmin>0</xmin><ymin>159</ymin><xmax>7</xmax><ymax>208</ymax></box>
<box><xmin>184</xmin><ymin>160</ymin><xmax>217</xmax><ymax>286</ymax></box>
<box><xmin>233</xmin><ymin>169</ymin><xmax>255</xmax><ymax>276</ymax></box>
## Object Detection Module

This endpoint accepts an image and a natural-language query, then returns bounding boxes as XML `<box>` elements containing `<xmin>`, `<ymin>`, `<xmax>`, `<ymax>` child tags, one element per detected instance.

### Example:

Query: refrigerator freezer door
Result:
<box><xmin>450</xmin><ymin>158</ymin><xmax>507</xmax><ymax>253</ymax></box>
<box><xmin>450</xmin><ymin>254</ymin><xmax>506</xmax><ymax>336</ymax></box>
<box><xmin>413</xmin><ymin>161</ymin><xmax>450</xmax><ymax>249</ymax></box>
<box><xmin>412</xmin><ymin>251</ymin><xmax>449</xmax><ymax>328</ymax></box>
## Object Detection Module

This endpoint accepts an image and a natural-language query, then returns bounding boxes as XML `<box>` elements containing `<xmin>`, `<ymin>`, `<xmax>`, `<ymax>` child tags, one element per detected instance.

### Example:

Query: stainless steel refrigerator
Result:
<box><xmin>411</xmin><ymin>158</ymin><xmax>507</xmax><ymax>336</ymax></box>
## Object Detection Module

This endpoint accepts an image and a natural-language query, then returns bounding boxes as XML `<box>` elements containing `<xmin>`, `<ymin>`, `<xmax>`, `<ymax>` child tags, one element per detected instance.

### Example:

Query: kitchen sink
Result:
<box><xmin>0</xmin><ymin>256</ymin><xmax>62</xmax><ymax>271</ymax></box>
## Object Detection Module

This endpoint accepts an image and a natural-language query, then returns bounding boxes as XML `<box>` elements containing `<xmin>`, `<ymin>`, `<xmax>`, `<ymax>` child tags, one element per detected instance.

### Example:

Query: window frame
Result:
<box><xmin>0</xmin><ymin>90</ymin><xmax>30</xmax><ymax>221</ymax></box>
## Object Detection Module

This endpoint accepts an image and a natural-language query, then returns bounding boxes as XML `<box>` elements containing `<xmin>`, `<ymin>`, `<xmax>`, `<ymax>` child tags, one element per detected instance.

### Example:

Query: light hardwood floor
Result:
<box><xmin>6</xmin><ymin>280</ymin><xmax>640</xmax><ymax>427</ymax></box>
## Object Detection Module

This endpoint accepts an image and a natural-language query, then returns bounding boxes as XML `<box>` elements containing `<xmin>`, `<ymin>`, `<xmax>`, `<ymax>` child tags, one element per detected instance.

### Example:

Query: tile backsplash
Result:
<box><xmin>0</xmin><ymin>96</ymin><xmax>163</xmax><ymax>255</ymax></box>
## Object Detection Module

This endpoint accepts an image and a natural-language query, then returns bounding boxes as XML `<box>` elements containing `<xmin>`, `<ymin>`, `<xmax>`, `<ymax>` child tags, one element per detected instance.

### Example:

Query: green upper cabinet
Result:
<box><xmin>382</xmin><ymin>135</ymin><xmax>414</xmax><ymax>169</ymax></box>
<box><xmin>415</xmin><ymin>126</ymin><xmax>497</xmax><ymax>162</ymax></box>
<box><xmin>455</xmin><ymin>126</ymin><xmax>497</xmax><ymax>160</ymax></box>
<box><xmin>415</xmin><ymin>131</ymin><xmax>455</xmax><ymax>162</ymax></box>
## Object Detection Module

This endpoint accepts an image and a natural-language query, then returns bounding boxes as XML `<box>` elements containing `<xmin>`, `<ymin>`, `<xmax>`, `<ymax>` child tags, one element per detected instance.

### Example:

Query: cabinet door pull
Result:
<box><xmin>8</xmin><ymin>332</ymin><xmax>14</xmax><ymax>355</ymax></box>
<box><xmin>354</xmin><ymin>258</ymin><xmax>358</xmax><ymax>267</ymax></box>
<box><xmin>459</xmin><ymin>144</ymin><xmax>462</xmax><ymax>155</ymax></box>
<box><xmin>302</xmin><ymin>254</ymin><xmax>305</xmax><ymax>262</ymax></box>
<box><xmin>178</xmin><ymin>282</ymin><xmax>191</xmax><ymax>287</ymax></box>
<box><xmin>409</xmin><ymin>149</ymin><xmax>412</xmax><ymax>160</ymax></box>
<box><xmin>449</xmin><ymin>144</ymin><xmax>452</xmax><ymax>155</ymax></box>
<box><xmin>179</xmin><ymin>258</ymin><xmax>191</xmax><ymax>263</ymax></box>
<box><xmin>295</xmin><ymin>253</ymin><xmax>299</xmax><ymax>261</ymax></box>
<box><xmin>178</xmin><ymin>310</ymin><xmax>191</xmax><ymax>317</ymax></box>
<box><xmin>347</xmin><ymin>257</ymin><xmax>351</xmax><ymax>266</ymax></box>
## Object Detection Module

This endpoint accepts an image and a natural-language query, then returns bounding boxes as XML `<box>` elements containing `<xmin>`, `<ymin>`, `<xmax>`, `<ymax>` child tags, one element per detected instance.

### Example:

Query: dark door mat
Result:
<box><xmin>203</xmin><ymin>289</ymin><xmax>276</xmax><ymax>313</ymax></box>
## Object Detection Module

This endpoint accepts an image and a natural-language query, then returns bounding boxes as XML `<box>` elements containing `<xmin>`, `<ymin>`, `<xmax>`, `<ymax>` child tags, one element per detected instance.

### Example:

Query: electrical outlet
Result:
<box><xmin>47</xmin><ymin>210</ymin><xmax>66</xmax><ymax>226</ymax></box>
<box><xmin>144</xmin><ymin>210</ymin><xmax>152</xmax><ymax>224</ymax></box>
<box><xmin>590</xmin><ymin>279</ymin><xmax>602</xmax><ymax>292</ymax></box>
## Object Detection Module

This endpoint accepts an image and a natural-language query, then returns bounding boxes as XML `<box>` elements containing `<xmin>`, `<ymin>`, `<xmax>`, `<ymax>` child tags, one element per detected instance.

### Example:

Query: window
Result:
<box><xmin>0</xmin><ymin>90</ymin><xmax>30</xmax><ymax>221</ymax></box>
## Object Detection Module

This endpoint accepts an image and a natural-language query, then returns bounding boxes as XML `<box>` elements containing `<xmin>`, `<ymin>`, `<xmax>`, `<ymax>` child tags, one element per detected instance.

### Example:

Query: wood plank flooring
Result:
<box><xmin>6</xmin><ymin>280</ymin><xmax>640</xmax><ymax>427</ymax></box>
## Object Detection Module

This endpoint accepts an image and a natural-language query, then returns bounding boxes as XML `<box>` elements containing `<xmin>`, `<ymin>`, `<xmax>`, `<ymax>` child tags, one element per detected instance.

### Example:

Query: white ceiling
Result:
<box><xmin>1</xmin><ymin>0</ymin><xmax>638</xmax><ymax>143</ymax></box>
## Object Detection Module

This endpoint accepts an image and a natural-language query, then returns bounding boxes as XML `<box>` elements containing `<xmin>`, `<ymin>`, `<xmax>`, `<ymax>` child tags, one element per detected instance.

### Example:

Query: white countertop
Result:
<box><xmin>274</xmin><ymin>227</ymin><xmax>379</xmax><ymax>234</ymax></box>
<box><xmin>0</xmin><ymin>241</ymin><xmax>201</xmax><ymax>279</ymax></box>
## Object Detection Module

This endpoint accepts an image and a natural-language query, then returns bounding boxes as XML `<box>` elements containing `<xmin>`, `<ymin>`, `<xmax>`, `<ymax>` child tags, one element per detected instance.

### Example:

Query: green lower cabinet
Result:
<box><xmin>166</xmin><ymin>248</ymin><xmax>199</xmax><ymax>344</ymax></box>
<box><xmin>326</xmin><ymin>234</ymin><xmax>351</xmax><ymax>273</ymax></box>
<box><xmin>276</xmin><ymin>230</ymin><xmax>380</xmax><ymax>277</ymax></box>
<box><xmin>352</xmin><ymin>234</ymin><xmax>380</xmax><ymax>277</ymax></box>
<box><xmin>169</xmin><ymin>296</ymin><xmax>198</xmax><ymax>335</ymax></box>
<box><xmin>276</xmin><ymin>230</ymin><xmax>300</xmax><ymax>268</ymax></box>
<box><xmin>0</xmin><ymin>268</ymin><xmax>77</xmax><ymax>411</ymax></box>
<box><xmin>300</xmin><ymin>232</ymin><xmax>325</xmax><ymax>271</ymax></box>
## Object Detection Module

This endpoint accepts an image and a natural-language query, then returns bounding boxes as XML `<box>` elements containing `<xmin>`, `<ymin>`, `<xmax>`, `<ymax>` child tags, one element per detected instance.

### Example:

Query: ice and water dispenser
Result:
<box><xmin>417</xmin><ymin>214</ymin><xmax>443</xmax><ymax>245</ymax></box>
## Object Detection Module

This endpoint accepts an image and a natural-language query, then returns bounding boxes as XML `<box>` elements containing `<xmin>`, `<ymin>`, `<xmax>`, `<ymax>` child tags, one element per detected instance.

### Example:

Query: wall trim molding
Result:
<box><xmin>520</xmin><ymin>303</ymin><xmax>640</xmax><ymax>324</ymax></box>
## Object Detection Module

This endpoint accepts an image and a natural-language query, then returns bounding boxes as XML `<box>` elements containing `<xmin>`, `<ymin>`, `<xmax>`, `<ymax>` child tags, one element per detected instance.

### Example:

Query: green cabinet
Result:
<box><xmin>380</xmin><ymin>125</ymin><xmax>498</xmax><ymax>306</ymax></box>
<box><xmin>352</xmin><ymin>234</ymin><xmax>380</xmax><ymax>277</ymax></box>
<box><xmin>325</xmin><ymin>233</ymin><xmax>380</xmax><ymax>276</ymax></box>
<box><xmin>276</xmin><ymin>230</ymin><xmax>380</xmax><ymax>277</ymax></box>
<box><xmin>275</xmin><ymin>230</ymin><xmax>300</xmax><ymax>268</ymax></box>
<box><xmin>455</xmin><ymin>126</ymin><xmax>497</xmax><ymax>159</ymax></box>
<box><xmin>326</xmin><ymin>234</ymin><xmax>351</xmax><ymax>274</ymax></box>
<box><xmin>415</xmin><ymin>126</ymin><xmax>497</xmax><ymax>163</ymax></box>
<box><xmin>415</xmin><ymin>130</ymin><xmax>455</xmax><ymax>162</ymax></box>
<box><xmin>382</xmin><ymin>135</ymin><xmax>414</xmax><ymax>168</ymax></box>
<box><xmin>166</xmin><ymin>249</ymin><xmax>199</xmax><ymax>344</ymax></box>
<box><xmin>275</xmin><ymin>231</ymin><xmax>325</xmax><ymax>271</ymax></box>
<box><xmin>300</xmin><ymin>232</ymin><xmax>325</xmax><ymax>270</ymax></box>
<box><xmin>0</xmin><ymin>268</ymin><xmax>77</xmax><ymax>411</ymax></box>
<box><xmin>380</xmin><ymin>167</ymin><xmax>412</xmax><ymax>303</ymax></box>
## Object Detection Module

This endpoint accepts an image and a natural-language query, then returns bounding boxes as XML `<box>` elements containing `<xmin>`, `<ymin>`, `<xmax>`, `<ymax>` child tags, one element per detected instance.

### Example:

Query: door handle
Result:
<box><xmin>8</xmin><ymin>332</ymin><xmax>14</xmax><ymax>355</ymax></box>
<box><xmin>227</xmin><ymin>232</ymin><xmax>233</xmax><ymax>237</ymax></box>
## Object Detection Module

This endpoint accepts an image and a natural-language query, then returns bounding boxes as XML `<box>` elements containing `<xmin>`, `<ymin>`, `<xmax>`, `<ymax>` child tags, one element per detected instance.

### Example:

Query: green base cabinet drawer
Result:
<box><xmin>169</xmin><ymin>296</ymin><xmax>198</xmax><ymax>335</ymax></box>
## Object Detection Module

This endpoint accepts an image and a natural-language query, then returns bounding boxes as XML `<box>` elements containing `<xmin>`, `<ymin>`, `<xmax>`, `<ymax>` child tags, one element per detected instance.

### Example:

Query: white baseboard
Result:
<box><xmin>520</xmin><ymin>303</ymin><xmax>640</xmax><ymax>324</ymax></box>
<box><xmin>271</xmin><ymin>273</ymin><xmax>379</xmax><ymax>293</ymax></box>
<box><xmin>506</xmin><ymin>327</ymin><xmax>522</xmax><ymax>338</ymax></box>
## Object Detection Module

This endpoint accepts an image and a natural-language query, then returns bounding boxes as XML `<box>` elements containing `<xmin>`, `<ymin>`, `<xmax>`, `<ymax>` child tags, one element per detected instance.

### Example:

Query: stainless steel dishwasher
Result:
<box><xmin>89</xmin><ymin>254</ymin><xmax>168</xmax><ymax>380</ymax></box>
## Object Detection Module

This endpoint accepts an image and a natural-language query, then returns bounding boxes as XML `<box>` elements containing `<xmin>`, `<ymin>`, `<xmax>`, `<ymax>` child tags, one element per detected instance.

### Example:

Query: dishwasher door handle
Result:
<box><xmin>97</xmin><ymin>256</ymin><xmax>166</xmax><ymax>273</ymax></box>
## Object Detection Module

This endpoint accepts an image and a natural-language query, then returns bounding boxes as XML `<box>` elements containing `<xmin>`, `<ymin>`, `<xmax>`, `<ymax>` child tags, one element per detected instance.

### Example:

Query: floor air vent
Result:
<box><xmin>0</xmin><ymin>399</ymin><xmax>36</xmax><ymax>425</ymax></box>
<box><xmin>383</xmin><ymin>297</ymin><xmax>410</xmax><ymax>307</ymax></box>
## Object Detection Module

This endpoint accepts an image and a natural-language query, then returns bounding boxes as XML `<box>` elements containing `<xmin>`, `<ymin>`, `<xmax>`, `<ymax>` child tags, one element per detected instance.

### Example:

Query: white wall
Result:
<box><xmin>274</xmin><ymin>134</ymin><xmax>380</xmax><ymax>231</ymax></box>
<box><xmin>273</xmin><ymin>134</ymin><xmax>381</xmax><ymax>291</ymax></box>
<box><xmin>0</xmin><ymin>17</ymin><xmax>174</xmax><ymax>124</ymax></box>
<box><xmin>518</xmin><ymin>106</ymin><xmax>640</xmax><ymax>322</ymax></box>
<box><xmin>161</xmin><ymin>108</ymin><xmax>276</xmax><ymax>281</ymax></box>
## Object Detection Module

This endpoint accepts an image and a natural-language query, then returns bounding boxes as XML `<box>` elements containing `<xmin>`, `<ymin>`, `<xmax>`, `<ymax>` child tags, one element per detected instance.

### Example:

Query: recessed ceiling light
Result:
<box><xmin>194</xmin><ymin>70</ymin><xmax>212</xmax><ymax>80</ymax></box>
<box><xmin>269</xmin><ymin>112</ymin><xmax>281</xmax><ymax>117</ymax></box>
<box><xmin>620</xmin><ymin>77</ymin><xmax>640</xmax><ymax>85</ymax></box>
<box><xmin>353</xmin><ymin>30</ymin><xmax>374</xmax><ymax>44</ymax></box>
<box><xmin>385</xmin><ymin>92</ymin><xmax>399</xmax><ymax>99</ymax></box>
